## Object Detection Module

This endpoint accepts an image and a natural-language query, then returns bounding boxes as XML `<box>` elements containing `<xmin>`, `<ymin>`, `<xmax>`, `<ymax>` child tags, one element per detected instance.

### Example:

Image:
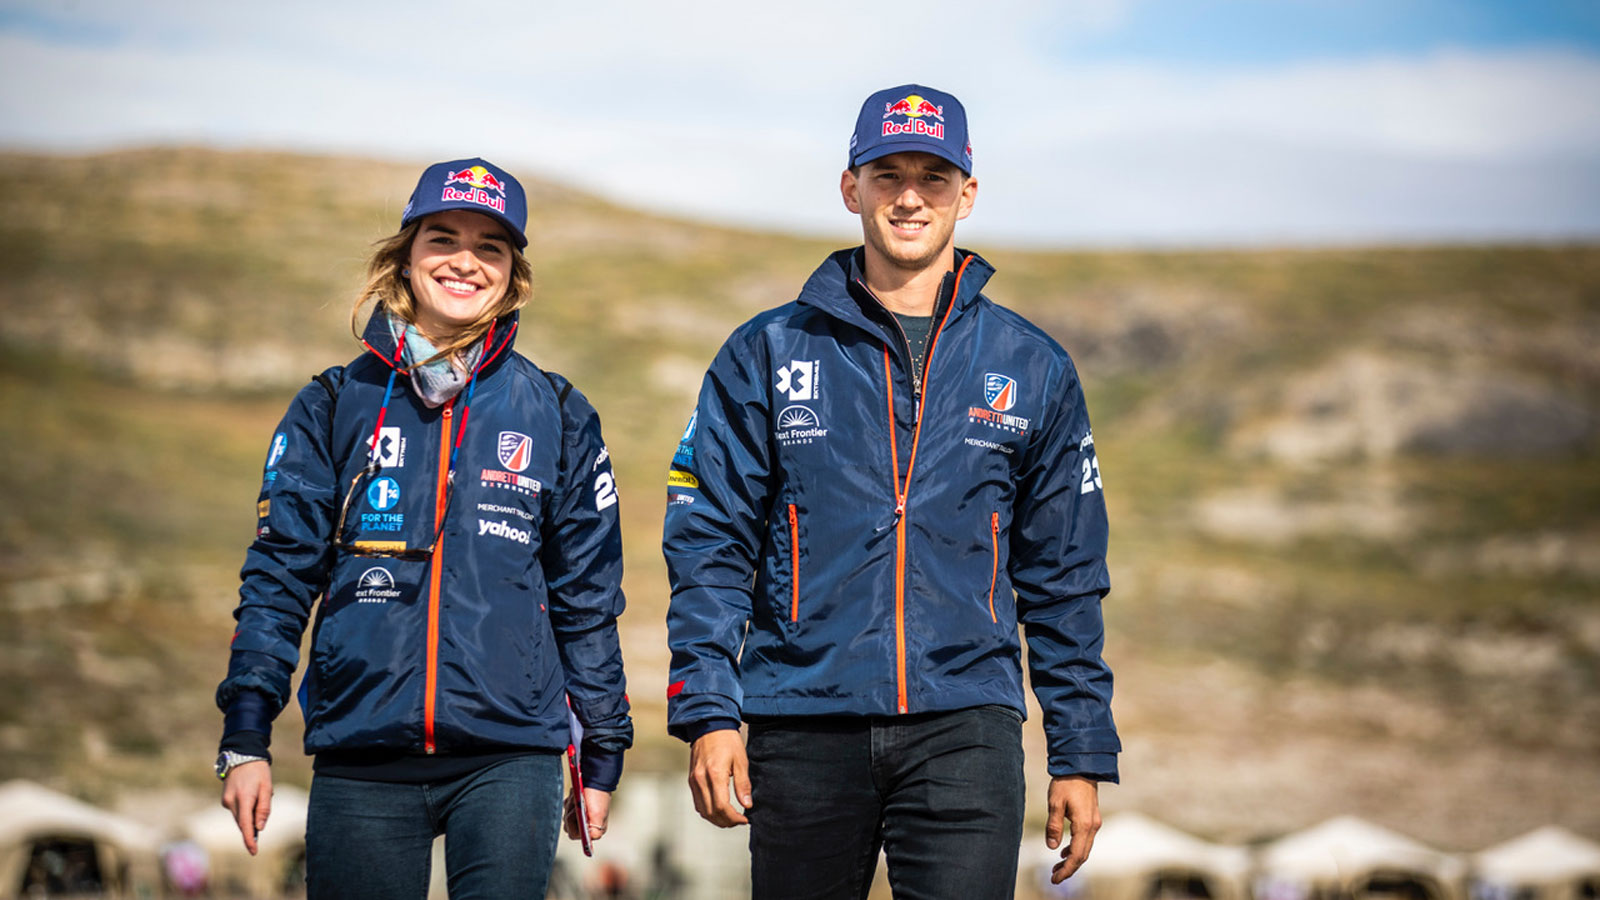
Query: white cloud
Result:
<box><xmin>1</xmin><ymin>2</ymin><xmax>1596</xmax><ymax>245</ymax></box>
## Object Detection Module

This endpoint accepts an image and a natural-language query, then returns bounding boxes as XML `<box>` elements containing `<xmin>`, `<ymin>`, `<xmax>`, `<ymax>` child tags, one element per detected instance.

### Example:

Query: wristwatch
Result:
<box><xmin>215</xmin><ymin>750</ymin><xmax>269</xmax><ymax>781</ymax></box>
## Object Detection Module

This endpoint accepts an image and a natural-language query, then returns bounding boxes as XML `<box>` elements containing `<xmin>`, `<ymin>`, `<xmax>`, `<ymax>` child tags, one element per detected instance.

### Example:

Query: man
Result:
<box><xmin>663</xmin><ymin>84</ymin><xmax>1118</xmax><ymax>898</ymax></box>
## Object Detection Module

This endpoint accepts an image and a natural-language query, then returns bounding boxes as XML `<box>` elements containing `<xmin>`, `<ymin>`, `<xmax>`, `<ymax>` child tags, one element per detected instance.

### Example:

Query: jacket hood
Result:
<box><xmin>795</xmin><ymin>247</ymin><xmax>996</xmax><ymax>335</ymax></box>
<box><xmin>359</xmin><ymin>308</ymin><xmax>521</xmax><ymax>378</ymax></box>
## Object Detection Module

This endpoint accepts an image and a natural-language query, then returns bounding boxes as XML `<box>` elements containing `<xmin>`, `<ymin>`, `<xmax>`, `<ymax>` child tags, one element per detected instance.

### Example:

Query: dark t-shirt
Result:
<box><xmin>892</xmin><ymin>312</ymin><xmax>934</xmax><ymax>382</ymax></box>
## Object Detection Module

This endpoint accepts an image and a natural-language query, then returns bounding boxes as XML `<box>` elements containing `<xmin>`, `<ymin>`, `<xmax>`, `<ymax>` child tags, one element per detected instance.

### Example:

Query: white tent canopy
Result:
<box><xmin>1084</xmin><ymin>812</ymin><xmax>1251</xmax><ymax>879</ymax></box>
<box><xmin>1025</xmin><ymin>812</ymin><xmax>1252</xmax><ymax>900</ymax></box>
<box><xmin>1259</xmin><ymin>815</ymin><xmax>1464</xmax><ymax>884</ymax></box>
<box><xmin>1260</xmin><ymin>813</ymin><xmax>1465</xmax><ymax>877</ymax></box>
<box><xmin>0</xmin><ymin>779</ymin><xmax>158</xmax><ymax>854</ymax></box>
<box><xmin>0</xmin><ymin>779</ymin><xmax>160</xmax><ymax>896</ymax></box>
<box><xmin>1474</xmin><ymin>826</ymin><xmax>1600</xmax><ymax>885</ymax></box>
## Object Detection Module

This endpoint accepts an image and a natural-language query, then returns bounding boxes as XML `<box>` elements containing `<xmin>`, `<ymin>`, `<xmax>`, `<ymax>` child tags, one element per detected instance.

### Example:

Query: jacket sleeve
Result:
<box><xmin>215</xmin><ymin>374</ymin><xmax>341</xmax><ymax>749</ymax></box>
<box><xmin>1010</xmin><ymin>357</ymin><xmax>1120</xmax><ymax>781</ymax></box>
<box><xmin>540</xmin><ymin>379</ymin><xmax>633</xmax><ymax>791</ymax></box>
<box><xmin>662</xmin><ymin>328</ymin><xmax>773</xmax><ymax>740</ymax></box>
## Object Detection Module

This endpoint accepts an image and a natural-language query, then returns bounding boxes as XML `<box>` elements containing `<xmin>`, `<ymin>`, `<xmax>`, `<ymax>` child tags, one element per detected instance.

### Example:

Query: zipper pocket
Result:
<box><xmin>987</xmin><ymin>512</ymin><xmax>1000</xmax><ymax>624</ymax></box>
<box><xmin>788</xmin><ymin>503</ymin><xmax>800</xmax><ymax>622</ymax></box>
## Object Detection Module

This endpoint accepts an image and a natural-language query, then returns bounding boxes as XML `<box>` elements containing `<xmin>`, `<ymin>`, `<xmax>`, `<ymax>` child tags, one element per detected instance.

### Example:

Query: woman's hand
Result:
<box><xmin>220</xmin><ymin>761</ymin><xmax>273</xmax><ymax>856</ymax></box>
<box><xmin>563</xmin><ymin>786</ymin><xmax>612</xmax><ymax>843</ymax></box>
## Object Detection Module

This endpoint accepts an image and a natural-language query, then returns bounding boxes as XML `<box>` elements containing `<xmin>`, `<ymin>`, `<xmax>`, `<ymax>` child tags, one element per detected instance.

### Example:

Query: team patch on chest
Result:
<box><xmin>479</xmin><ymin>430</ymin><xmax>543</xmax><ymax>495</ymax></box>
<box><xmin>967</xmin><ymin>372</ymin><xmax>1031</xmax><ymax>435</ymax></box>
<box><xmin>774</xmin><ymin>359</ymin><xmax>830</xmax><ymax>446</ymax></box>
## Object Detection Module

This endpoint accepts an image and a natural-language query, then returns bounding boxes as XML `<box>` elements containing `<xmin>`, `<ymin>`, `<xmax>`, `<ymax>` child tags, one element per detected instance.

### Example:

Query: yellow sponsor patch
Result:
<box><xmin>666</xmin><ymin>470</ymin><xmax>699</xmax><ymax>489</ymax></box>
<box><xmin>257</xmin><ymin>499</ymin><xmax>270</xmax><ymax>518</ymax></box>
<box><xmin>352</xmin><ymin>540</ymin><xmax>408</xmax><ymax>552</ymax></box>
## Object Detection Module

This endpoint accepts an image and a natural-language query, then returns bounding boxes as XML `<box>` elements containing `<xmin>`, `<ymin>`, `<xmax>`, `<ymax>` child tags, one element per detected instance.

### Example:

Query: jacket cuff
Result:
<box><xmin>580</xmin><ymin>748</ymin><xmax>624</xmax><ymax>792</ymax></box>
<box><xmin>222</xmin><ymin>688</ymin><xmax>275</xmax><ymax>743</ymax></box>
<box><xmin>218</xmin><ymin>730</ymin><xmax>272</xmax><ymax>762</ymax></box>
<box><xmin>216</xmin><ymin>651</ymin><xmax>292</xmax><ymax>712</ymax></box>
<box><xmin>1048</xmin><ymin>752</ymin><xmax>1118</xmax><ymax>783</ymax></box>
<box><xmin>675</xmin><ymin>718</ymin><xmax>741</xmax><ymax>743</ymax></box>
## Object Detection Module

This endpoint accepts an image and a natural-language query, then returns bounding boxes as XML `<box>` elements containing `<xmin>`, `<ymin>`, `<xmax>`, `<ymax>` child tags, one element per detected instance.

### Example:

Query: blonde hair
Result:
<box><xmin>350</xmin><ymin>219</ymin><xmax>534</xmax><ymax>366</ymax></box>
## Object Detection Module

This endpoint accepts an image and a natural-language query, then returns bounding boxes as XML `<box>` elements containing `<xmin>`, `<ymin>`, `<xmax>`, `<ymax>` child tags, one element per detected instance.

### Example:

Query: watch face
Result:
<box><xmin>215</xmin><ymin>752</ymin><xmax>230</xmax><ymax>778</ymax></box>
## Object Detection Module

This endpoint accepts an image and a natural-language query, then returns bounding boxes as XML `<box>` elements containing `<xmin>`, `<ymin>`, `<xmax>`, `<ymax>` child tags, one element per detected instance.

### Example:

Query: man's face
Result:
<box><xmin>841</xmin><ymin>152</ymin><xmax>977</xmax><ymax>275</ymax></box>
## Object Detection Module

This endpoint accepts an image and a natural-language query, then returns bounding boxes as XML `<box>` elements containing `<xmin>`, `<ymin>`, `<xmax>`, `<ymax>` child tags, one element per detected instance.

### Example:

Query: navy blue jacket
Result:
<box><xmin>218</xmin><ymin>312</ymin><xmax>632</xmax><ymax>788</ymax></box>
<box><xmin>663</xmin><ymin>249</ymin><xmax>1118</xmax><ymax>779</ymax></box>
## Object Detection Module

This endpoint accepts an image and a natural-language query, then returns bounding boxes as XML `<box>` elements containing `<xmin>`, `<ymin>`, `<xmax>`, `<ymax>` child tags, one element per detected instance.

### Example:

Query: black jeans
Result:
<box><xmin>746</xmin><ymin>705</ymin><xmax>1026</xmax><ymax>900</ymax></box>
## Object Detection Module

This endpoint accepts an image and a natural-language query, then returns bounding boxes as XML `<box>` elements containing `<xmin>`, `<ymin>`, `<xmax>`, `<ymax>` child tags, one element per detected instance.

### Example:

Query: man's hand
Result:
<box><xmin>1045</xmin><ymin>775</ymin><xmax>1101</xmax><ymax>883</ymax></box>
<box><xmin>688</xmin><ymin>728</ymin><xmax>751</xmax><ymax>827</ymax></box>
<box><xmin>564</xmin><ymin>787</ymin><xmax>612</xmax><ymax>843</ymax></box>
<box><xmin>220</xmin><ymin>761</ymin><xmax>273</xmax><ymax>856</ymax></box>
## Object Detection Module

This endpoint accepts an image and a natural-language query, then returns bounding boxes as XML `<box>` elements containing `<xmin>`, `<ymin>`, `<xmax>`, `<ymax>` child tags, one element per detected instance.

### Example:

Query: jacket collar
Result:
<box><xmin>360</xmin><ymin>309</ymin><xmax>520</xmax><ymax>379</ymax></box>
<box><xmin>796</xmin><ymin>247</ymin><xmax>995</xmax><ymax>337</ymax></box>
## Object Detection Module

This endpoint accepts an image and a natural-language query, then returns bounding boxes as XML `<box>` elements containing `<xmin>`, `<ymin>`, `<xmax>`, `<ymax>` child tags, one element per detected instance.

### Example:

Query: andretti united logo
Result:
<box><xmin>776</xmin><ymin>405</ymin><xmax>828</xmax><ymax>447</ymax></box>
<box><xmin>983</xmin><ymin>373</ymin><xmax>1017</xmax><ymax>412</ymax></box>
<box><xmin>969</xmin><ymin>373</ymin><xmax>1030</xmax><ymax>435</ymax></box>
<box><xmin>498</xmin><ymin>431</ymin><xmax>533</xmax><ymax>472</ymax></box>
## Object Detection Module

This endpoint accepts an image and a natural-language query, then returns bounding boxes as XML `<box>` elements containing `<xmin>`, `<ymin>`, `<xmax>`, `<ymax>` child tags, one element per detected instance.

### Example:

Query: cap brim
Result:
<box><xmin>402</xmin><ymin>202</ymin><xmax>528</xmax><ymax>249</ymax></box>
<box><xmin>852</xmin><ymin>139</ymin><xmax>970</xmax><ymax>174</ymax></box>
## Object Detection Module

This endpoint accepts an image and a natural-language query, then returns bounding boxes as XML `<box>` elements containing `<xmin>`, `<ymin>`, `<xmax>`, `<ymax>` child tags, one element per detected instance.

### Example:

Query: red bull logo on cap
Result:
<box><xmin>882</xmin><ymin>93</ymin><xmax>945</xmax><ymax>140</ymax></box>
<box><xmin>441</xmin><ymin>165</ymin><xmax>507</xmax><ymax>215</ymax></box>
<box><xmin>445</xmin><ymin>165</ymin><xmax>506</xmax><ymax>195</ymax></box>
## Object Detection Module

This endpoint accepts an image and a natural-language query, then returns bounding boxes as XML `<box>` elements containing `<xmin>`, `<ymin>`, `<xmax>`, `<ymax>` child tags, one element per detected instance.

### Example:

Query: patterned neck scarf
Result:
<box><xmin>390</xmin><ymin>315</ymin><xmax>483</xmax><ymax>408</ymax></box>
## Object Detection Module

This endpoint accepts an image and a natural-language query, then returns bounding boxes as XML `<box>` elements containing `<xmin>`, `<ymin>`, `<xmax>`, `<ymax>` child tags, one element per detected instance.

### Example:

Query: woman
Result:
<box><xmin>215</xmin><ymin>158</ymin><xmax>631</xmax><ymax>899</ymax></box>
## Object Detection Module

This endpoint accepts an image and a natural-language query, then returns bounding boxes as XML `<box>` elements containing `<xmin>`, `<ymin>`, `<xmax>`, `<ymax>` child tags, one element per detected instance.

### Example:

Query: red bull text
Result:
<box><xmin>440</xmin><ymin>185</ymin><xmax>507</xmax><ymax>214</ymax></box>
<box><xmin>882</xmin><ymin>94</ymin><xmax>946</xmax><ymax>140</ymax></box>
<box><xmin>442</xmin><ymin>167</ymin><xmax>508</xmax><ymax>214</ymax></box>
<box><xmin>882</xmin><ymin>118</ymin><xmax>945</xmax><ymax>140</ymax></box>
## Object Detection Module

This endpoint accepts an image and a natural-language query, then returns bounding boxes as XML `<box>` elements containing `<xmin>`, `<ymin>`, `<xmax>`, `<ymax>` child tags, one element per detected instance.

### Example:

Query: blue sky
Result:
<box><xmin>1058</xmin><ymin>0</ymin><xmax>1600</xmax><ymax>63</ymax></box>
<box><xmin>1</xmin><ymin>0</ymin><xmax>1597</xmax><ymax>246</ymax></box>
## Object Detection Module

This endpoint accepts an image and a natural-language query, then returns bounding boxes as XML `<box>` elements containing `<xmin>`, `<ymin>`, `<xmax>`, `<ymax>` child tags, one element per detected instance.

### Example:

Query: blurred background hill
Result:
<box><xmin>0</xmin><ymin>146</ymin><xmax>1596</xmax><ymax>860</ymax></box>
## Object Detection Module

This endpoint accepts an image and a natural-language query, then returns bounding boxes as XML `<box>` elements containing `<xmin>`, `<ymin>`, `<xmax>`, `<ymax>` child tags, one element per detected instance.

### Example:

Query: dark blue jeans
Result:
<box><xmin>305</xmin><ymin>753</ymin><xmax>563</xmax><ymax>900</ymax></box>
<box><xmin>746</xmin><ymin>705</ymin><xmax>1026</xmax><ymax>900</ymax></box>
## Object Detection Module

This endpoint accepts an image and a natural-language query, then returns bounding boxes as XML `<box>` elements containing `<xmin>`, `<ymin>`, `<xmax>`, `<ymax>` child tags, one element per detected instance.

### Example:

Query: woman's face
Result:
<box><xmin>406</xmin><ymin>210</ymin><xmax>514</xmax><ymax>342</ymax></box>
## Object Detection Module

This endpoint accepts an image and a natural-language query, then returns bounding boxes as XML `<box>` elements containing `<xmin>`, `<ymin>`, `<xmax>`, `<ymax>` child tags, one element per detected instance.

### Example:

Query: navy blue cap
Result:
<box><xmin>849</xmin><ymin>84</ymin><xmax>972</xmax><ymax>174</ymax></box>
<box><xmin>401</xmin><ymin>158</ymin><xmax>528</xmax><ymax>248</ymax></box>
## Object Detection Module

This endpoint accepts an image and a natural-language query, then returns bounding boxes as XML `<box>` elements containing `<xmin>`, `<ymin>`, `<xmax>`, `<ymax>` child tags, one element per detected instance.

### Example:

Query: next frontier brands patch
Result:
<box><xmin>480</xmin><ymin>468</ymin><xmax>542</xmax><ymax>496</ymax></box>
<box><xmin>968</xmin><ymin>406</ymin><xmax>1030</xmax><ymax>435</ymax></box>
<box><xmin>776</xmin><ymin>405</ymin><xmax>828</xmax><ymax>447</ymax></box>
<box><xmin>355</xmin><ymin>566</ymin><xmax>402</xmax><ymax>604</ymax></box>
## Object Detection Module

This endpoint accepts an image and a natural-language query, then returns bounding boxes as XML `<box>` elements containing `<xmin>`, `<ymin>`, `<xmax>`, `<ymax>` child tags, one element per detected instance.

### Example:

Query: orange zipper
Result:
<box><xmin>987</xmin><ymin>512</ymin><xmax>1000</xmax><ymax>623</ymax></box>
<box><xmin>882</xmin><ymin>351</ymin><xmax>907</xmax><ymax>713</ymax></box>
<box><xmin>423</xmin><ymin>401</ymin><xmax>452</xmax><ymax>754</ymax></box>
<box><xmin>787</xmin><ymin>503</ymin><xmax>800</xmax><ymax>622</ymax></box>
<box><xmin>877</xmin><ymin>254</ymin><xmax>973</xmax><ymax>715</ymax></box>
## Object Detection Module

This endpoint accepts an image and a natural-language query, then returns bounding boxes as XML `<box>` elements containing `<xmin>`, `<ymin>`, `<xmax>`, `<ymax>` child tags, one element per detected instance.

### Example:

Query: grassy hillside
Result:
<box><xmin>0</xmin><ymin>149</ymin><xmax>1595</xmax><ymax>846</ymax></box>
